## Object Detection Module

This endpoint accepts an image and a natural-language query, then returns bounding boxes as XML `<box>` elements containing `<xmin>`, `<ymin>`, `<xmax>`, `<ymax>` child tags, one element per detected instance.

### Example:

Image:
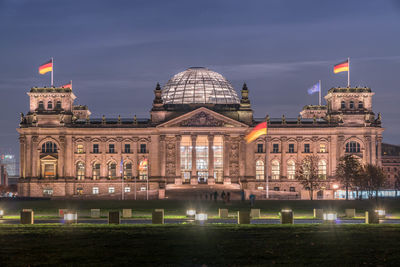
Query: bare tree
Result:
<box><xmin>362</xmin><ymin>164</ymin><xmax>386</xmax><ymax>200</ymax></box>
<box><xmin>335</xmin><ymin>155</ymin><xmax>362</xmax><ymax>200</ymax></box>
<box><xmin>296</xmin><ymin>155</ymin><xmax>325</xmax><ymax>200</ymax></box>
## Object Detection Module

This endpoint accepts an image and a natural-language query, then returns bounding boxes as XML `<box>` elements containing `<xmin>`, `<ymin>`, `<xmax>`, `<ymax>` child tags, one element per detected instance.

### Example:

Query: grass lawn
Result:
<box><xmin>0</xmin><ymin>224</ymin><xmax>399</xmax><ymax>266</ymax></box>
<box><xmin>0</xmin><ymin>199</ymin><xmax>399</xmax><ymax>218</ymax></box>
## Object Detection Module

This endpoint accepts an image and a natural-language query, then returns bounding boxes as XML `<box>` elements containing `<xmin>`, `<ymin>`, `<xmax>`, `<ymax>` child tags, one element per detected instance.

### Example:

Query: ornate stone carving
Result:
<box><xmin>179</xmin><ymin>112</ymin><xmax>225</xmax><ymax>127</ymax></box>
<box><xmin>165</xmin><ymin>137</ymin><xmax>176</xmax><ymax>177</ymax></box>
<box><xmin>229</xmin><ymin>136</ymin><xmax>241</xmax><ymax>177</ymax></box>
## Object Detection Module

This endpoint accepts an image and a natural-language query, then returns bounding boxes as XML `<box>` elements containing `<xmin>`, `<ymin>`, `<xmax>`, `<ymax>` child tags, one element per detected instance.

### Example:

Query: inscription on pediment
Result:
<box><xmin>178</xmin><ymin>111</ymin><xmax>226</xmax><ymax>127</ymax></box>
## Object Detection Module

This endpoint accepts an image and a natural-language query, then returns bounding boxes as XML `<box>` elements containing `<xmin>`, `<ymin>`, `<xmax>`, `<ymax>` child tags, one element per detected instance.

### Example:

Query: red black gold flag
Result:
<box><xmin>334</xmin><ymin>60</ymin><xmax>349</xmax><ymax>74</ymax></box>
<box><xmin>38</xmin><ymin>59</ymin><xmax>53</xmax><ymax>74</ymax></box>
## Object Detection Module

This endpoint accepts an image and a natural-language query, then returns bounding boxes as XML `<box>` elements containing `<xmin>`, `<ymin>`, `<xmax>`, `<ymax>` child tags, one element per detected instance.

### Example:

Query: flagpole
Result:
<box><xmin>318</xmin><ymin>80</ymin><xmax>321</xmax><ymax>106</ymax></box>
<box><xmin>265</xmin><ymin>129</ymin><xmax>269</xmax><ymax>199</ymax></box>
<box><xmin>347</xmin><ymin>57</ymin><xmax>350</xmax><ymax>87</ymax></box>
<box><xmin>51</xmin><ymin>57</ymin><xmax>54</xmax><ymax>87</ymax></box>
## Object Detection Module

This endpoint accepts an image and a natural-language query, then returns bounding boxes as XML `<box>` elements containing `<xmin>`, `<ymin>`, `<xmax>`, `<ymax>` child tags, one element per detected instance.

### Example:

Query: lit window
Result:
<box><xmin>139</xmin><ymin>159</ymin><xmax>148</xmax><ymax>180</ymax></box>
<box><xmin>271</xmin><ymin>160</ymin><xmax>280</xmax><ymax>179</ymax></box>
<box><xmin>257</xmin><ymin>144</ymin><xmax>264</xmax><ymax>153</ymax></box>
<box><xmin>109</xmin><ymin>144</ymin><xmax>115</xmax><ymax>153</ymax></box>
<box><xmin>180</xmin><ymin>136</ymin><xmax>192</xmax><ymax>182</ymax></box>
<box><xmin>213</xmin><ymin>136</ymin><xmax>223</xmax><ymax>183</ymax></box>
<box><xmin>44</xmin><ymin>164</ymin><xmax>55</xmax><ymax>178</ymax></box>
<box><xmin>92</xmin><ymin>187</ymin><xmax>99</xmax><ymax>194</ymax></box>
<box><xmin>77</xmin><ymin>144</ymin><xmax>84</xmax><ymax>154</ymax></box>
<box><xmin>288</xmin><ymin>144</ymin><xmax>295</xmax><ymax>153</ymax></box>
<box><xmin>287</xmin><ymin>160</ymin><xmax>295</xmax><ymax>179</ymax></box>
<box><xmin>76</xmin><ymin>187</ymin><xmax>83</xmax><ymax>195</ymax></box>
<box><xmin>318</xmin><ymin>160</ymin><xmax>327</xmax><ymax>179</ymax></box>
<box><xmin>43</xmin><ymin>188</ymin><xmax>53</xmax><ymax>196</ymax></box>
<box><xmin>124</xmin><ymin>163</ymin><xmax>132</xmax><ymax>179</ymax></box>
<box><xmin>92</xmin><ymin>163</ymin><xmax>100</xmax><ymax>180</ymax></box>
<box><xmin>76</xmin><ymin>162</ymin><xmax>85</xmax><ymax>180</ymax></box>
<box><xmin>108</xmin><ymin>187</ymin><xmax>115</xmax><ymax>194</ymax></box>
<box><xmin>272</xmin><ymin>144</ymin><xmax>279</xmax><ymax>153</ymax></box>
<box><xmin>304</xmin><ymin>144</ymin><xmax>310</xmax><ymax>153</ymax></box>
<box><xmin>124</xmin><ymin>187</ymin><xmax>131</xmax><ymax>193</ymax></box>
<box><xmin>256</xmin><ymin>160</ymin><xmax>264</xmax><ymax>180</ymax></box>
<box><xmin>108</xmin><ymin>162</ymin><xmax>116</xmax><ymax>178</ymax></box>
<box><xmin>319</xmin><ymin>144</ymin><xmax>326</xmax><ymax>153</ymax></box>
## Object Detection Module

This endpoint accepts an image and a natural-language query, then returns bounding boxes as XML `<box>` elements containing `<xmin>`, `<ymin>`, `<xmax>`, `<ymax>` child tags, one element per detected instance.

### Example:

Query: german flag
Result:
<box><xmin>245</xmin><ymin>122</ymin><xmax>267</xmax><ymax>143</ymax></box>
<box><xmin>334</xmin><ymin>59</ymin><xmax>349</xmax><ymax>74</ymax></box>
<box><xmin>61</xmin><ymin>81</ymin><xmax>72</xmax><ymax>89</ymax></box>
<box><xmin>38</xmin><ymin>59</ymin><xmax>53</xmax><ymax>74</ymax></box>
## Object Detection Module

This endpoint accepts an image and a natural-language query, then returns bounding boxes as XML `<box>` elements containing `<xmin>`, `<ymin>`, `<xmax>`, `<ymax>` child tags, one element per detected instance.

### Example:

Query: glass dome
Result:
<box><xmin>162</xmin><ymin>67</ymin><xmax>240</xmax><ymax>104</ymax></box>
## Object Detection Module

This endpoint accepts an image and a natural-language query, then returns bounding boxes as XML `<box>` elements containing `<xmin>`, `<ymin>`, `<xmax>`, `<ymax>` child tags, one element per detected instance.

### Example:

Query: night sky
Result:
<box><xmin>1</xmin><ymin>0</ymin><xmax>400</xmax><ymax>158</ymax></box>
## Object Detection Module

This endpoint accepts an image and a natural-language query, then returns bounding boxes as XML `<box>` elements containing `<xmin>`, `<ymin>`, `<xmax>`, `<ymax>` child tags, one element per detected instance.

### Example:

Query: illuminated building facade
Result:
<box><xmin>17</xmin><ymin>67</ymin><xmax>384</xmax><ymax>199</ymax></box>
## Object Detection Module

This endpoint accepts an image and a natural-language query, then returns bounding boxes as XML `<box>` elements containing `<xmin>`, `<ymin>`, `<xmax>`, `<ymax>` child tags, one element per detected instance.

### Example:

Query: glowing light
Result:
<box><xmin>0</xmin><ymin>210</ymin><xmax>3</xmax><ymax>217</ymax></box>
<box><xmin>281</xmin><ymin>209</ymin><xmax>292</xmax><ymax>213</ymax></box>
<box><xmin>195</xmin><ymin>213</ymin><xmax>208</xmax><ymax>221</ymax></box>
<box><xmin>332</xmin><ymin>184</ymin><xmax>339</xmax><ymax>189</ymax></box>
<box><xmin>375</xmin><ymin>209</ymin><xmax>385</xmax><ymax>217</ymax></box>
<box><xmin>186</xmin><ymin>210</ymin><xmax>196</xmax><ymax>216</ymax></box>
<box><xmin>64</xmin><ymin>213</ymin><xmax>77</xmax><ymax>223</ymax></box>
<box><xmin>257</xmin><ymin>186</ymin><xmax>264</xmax><ymax>190</ymax></box>
<box><xmin>323</xmin><ymin>212</ymin><xmax>337</xmax><ymax>221</ymax></box>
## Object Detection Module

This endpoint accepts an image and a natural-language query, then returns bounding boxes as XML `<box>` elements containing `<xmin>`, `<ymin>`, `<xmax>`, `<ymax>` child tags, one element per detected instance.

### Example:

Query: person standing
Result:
<box><xmin>221</xmin><ymin>191</ymin><xmax>226</xmax><ymax>203</ymax></box>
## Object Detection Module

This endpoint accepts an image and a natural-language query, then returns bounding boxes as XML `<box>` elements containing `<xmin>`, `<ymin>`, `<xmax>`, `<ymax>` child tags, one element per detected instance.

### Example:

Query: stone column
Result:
<box><xmin>371</xmin><ymin>135</ymin><xmax>376</xmax><ymax>165</ymax></box>
<box><xmin>175</xmin><ymin>135</ymin><xmax>181</xmax><ymax>177</ymax></box>
<box><xmin>208</xmin><ymin>135</ymin><xmax>214</xmax><ymax>179</ymax></box>
<box><xmin>281</xmin><ymin>136</ymin><xmax>287</xmax><ymax>179</ymax></box>
<box><xmin>25</xmin><ymin>135</ymin><xmax>32</xmax><ymax>178</ymax></box>
<box><xmin>117</xmin><ymin>137</ymin><xmax>123</xmax><ymax>175</ymax></box>
<box><xmin>239</xmin><ymin>135</ymin><xmax>246</xmax><ymax>178</ymax></box>
<box><xmin>191</xmin><ymin>135</ymin><xmax>197</xmax><ymax>184</ymax></box>
<box><xmin>100</xmin><ymin>137</ymin><xmax>107</xmax><ymax>178</ymax></box>
<box><xmin>337</xmin><ymin>135</ymin><xmax>345</xmax><ymax>159</ymax></box>
<box><xmin>296</xmin><ymin>137</ymin><xmax>302</xmax><ymax>163</ymax></box>
<box><xmin>19</xmin><ymin>136</ymin><xmax>26</xmax><ymax>178</ymax></box>
<box><xmin>377</xmin><ymin>136</ymin><xmax>382</xmax><ymax>166</ymax></box>
<box><xmin>223</xmin><ymin>135</ymin><xmax>230</xmax><ymax>178</ymax></box>
<box><xmin>327</xmin><ymin>136</ymin><xmax>333</xmax><ymax>176</ymax></box>
<box><xmin>31</xmin><ymin>136</ymin><xmax>38</xmax><ymax>178</ymax></box>
<box><xmin>312</xmin><ymin>136</ymin><xmax>318</xmax><ymax>155</ymax></box>
<box><xmin>159</xmin><ymin>135</ymin><xmax>166</xmax><ymax>178</ymax></box>
<box><xmin>58</xmin><ymin>136</ymin><xmax>66</xmax><ymax>179</ymax></box>
<box><xmin>364</xmin><ymin>136</ymin><xmax>371</xmax><ymax>165</ymax></box>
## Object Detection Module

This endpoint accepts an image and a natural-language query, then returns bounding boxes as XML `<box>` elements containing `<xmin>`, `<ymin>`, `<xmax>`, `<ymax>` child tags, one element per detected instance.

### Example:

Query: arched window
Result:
<box><xmin>47</xmin><ymin>101</ymin><xmax>53</xmax><ymax>109</ymax></box>
<box><xmin>318</xmin><ymin>160</ymin><xmax>327</xmax><ymax>179</ymax></box>
<box><xmin>139</xmin><ymin>159</ymin><xmax>148</xmax><ymax>180</ymax></box>
<box><xmin>287</xmin><ymin>160</ymin><xmax>295</xmax><ymax>179</ymax></box>
<box><xmin>76</xmin><ymin>162</ymin><xmax>85</xmax><ymax>180</ymax></box>
<box><xmin>358</xmin><ymin>101</ymin><xmax>363</xmax><ymax>109</ymax></box>
<box><xmin>92</xmin><ymin>163</ymin><xmax>100</xmax><ymax>180</ymax></box>
<box><xmin>271</xmin><ymin>160</ymin><xmax>280</xmax><ymax>180</ymax></box>
<box><xmin>108</xmin><ymin>162</ymin><xmax>116</xmax><ymax>178</ymax></box>
<box><xmin>349</xmin><ymin>101</ymin><xmax>354</xmax><ymax>109</ymax></box>
<box><xmin>38</xmin><ymin>101</ymin><xmax>44</xmax><ymax>110</ymax></box>
<box><xmin>255</xmin><ymin>160</ymin><xmax>264</xmax><ymax>180</ymax></box>
<box><xmin>341</xmin><ymin>101</ymin><xmax>346</xmax><ymax>109</ymax></box>
<box><xmin>345</xmin><ymin>141</ymin><xmax>360</xmax><ymax>153</ymax></box>
<box><xmin>41</xmin><ymin>142</ymin><xmax>57</xmax><ymax>153</ymax></box>
<box><xmin>56</xmin><ymin>101</ymin><xmax>62</xmax><ymax>109</ymax></box>
<box><xmin>124</xmin><ymin>162</ymin><xmax>132</xmax><ymax>179</ymax></box>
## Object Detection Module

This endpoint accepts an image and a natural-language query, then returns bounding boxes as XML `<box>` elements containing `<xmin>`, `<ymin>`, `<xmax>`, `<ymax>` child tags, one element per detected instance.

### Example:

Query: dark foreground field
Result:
<box><xmin>0</xmin><ymin>224</ymin><xmax>399</xmax><ymax>266</ymax></box>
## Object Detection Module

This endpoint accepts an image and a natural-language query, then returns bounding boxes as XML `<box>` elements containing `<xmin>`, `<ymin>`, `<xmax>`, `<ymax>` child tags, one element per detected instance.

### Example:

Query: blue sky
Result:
<box><xmin>0</xmin><ymin>0</ymin><xmax>400</xmax><ymax>156</ymax></box>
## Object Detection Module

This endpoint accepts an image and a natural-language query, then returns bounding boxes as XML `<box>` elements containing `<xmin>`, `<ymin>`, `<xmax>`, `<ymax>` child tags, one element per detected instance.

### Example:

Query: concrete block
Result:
<box><xmin>58</xmin><ymin>209</ymin><xmax>68</xmax><ymax>218</ymax></box>
<box><xmin>91</xmin><ymin>209</ymin><xmax>101</xmax><ymax>218</ymax></box>
<box><xmin>280</xmin><ymin>210</ymin><xmax>294</xmax><ymax>224</ymax></box>
<box><xmin>345</xmin><ymin>208</ymin><xmax>356</xmax><ymax>218</ymax></box>
<box><xmin>152</xmin><ymin>210</ymin><xmax>164</xmax><ymax>224</ymax></box>
<box><xmin>238</xmin><ymin>211</ymin><xmax>251</xmax><ymax>224</ymax></box>
<box><xmin>122</xmin><ymin>209</ymin><xmax>132</xmax><ymax>218</ymax></box>
<box><xmin>64</xmin><ymin>212</ymin><xmax>78</xmax><ymax>224</ymax></box>
<box><xmin>250</xmin><ymin>209</ymin><xmax>260</xmax><ymax>218</ymax></box>
<box><xmin>365</xmin><ymin>211</ymin><xmax>379</xmax><ymax>224</ymax></box>
<box><xmin>219</xmin><ymin>209</ymin><xmax>229</xmax><ymax>218</ymax></box>
<box><xmin>313</xmin><ymin>209</ymin><xmax>324</xmax><ymax>219</ymax></box>
<box><xmin>20</xmin><ymin>210</ymin><xmax>34</xmax><ymax>224</ymax></box>
<box><xmin>108</xmin><ymin>211</ymin><xmax>120</xmax><ymax>224</ymax></box>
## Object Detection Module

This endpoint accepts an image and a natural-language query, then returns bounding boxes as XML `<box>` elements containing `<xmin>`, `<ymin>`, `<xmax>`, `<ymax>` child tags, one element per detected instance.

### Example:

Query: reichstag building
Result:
<box><xmin>17</xmin><ymin>67</ymin><xmax>384</xmax><ymax>199</ymax></box>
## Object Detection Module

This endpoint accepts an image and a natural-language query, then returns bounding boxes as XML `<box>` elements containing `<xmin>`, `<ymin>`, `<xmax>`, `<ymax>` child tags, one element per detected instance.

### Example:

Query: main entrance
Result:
<box><xmin>197</xmin><ymin>171</ymin><xmax>208</xmax><ymax>183</ymax></box>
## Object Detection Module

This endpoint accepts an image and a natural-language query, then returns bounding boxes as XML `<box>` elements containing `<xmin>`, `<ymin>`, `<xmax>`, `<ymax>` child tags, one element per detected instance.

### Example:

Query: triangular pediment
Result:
<box><xmin>40</xmin><ymin>154</ymin><xmax>58</xmax><ymax>161</ymax></box>
<box><xmin>157</xmin><ymin>107</ymin><xmax>249</xmax><ymax>128</ymax></box>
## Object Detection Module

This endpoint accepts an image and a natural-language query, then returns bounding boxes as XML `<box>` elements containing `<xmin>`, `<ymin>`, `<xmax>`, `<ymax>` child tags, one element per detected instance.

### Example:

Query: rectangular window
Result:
<box><xmin>93</xmin><ymin>144</ymin><xmax>99</xmax><ymax>153</ymax></box>
<box><xmin>77</xmin><ymin>144</ymin><xmax>84</xmax><ymax>154</ymax></box>
<box><xmin>304</xmin><ymin>144</ymin><xmax>310</xmax><ymax>153</ymax></box>
<box><xmin>92</xmin><ymin>187</ymin><xmax>99</xmax><ymax>194</ymax></box>
<box><xmin>76</xmin><ymin>188</ymin><xmax>83</xmax><ymax>195</ymax></box>
<box><xmin>43</xmin><ymin>188</ymin><xmax>53</xmax><ymax>196</ymax></box>
<box><xmin>124</xmin><ymin>187</ymin><xmax>131</xmax><ymax>193</ymax></box>
<box><xmin>108</xmin><ymin>187</ymin><xmax>115</xmax><ymax>194</ymax></box>
<box><xmin>319</xmin><ymin>144</ymin><xmax>326</xmax><ymax>153</ymax></box>
<box><xmin>289</xmin><ymin>187</ymin><xmax>295</xmax><ymax>192</ymax></box>
<box><xmin>124</xmin><ymin>144</ymin><xmax>131</xmax><ymax>153</ymax></box>
<box><xmin>213</xmin><ymin>136</ymin><xmax>224</xmax><ymax>183</ymax></box>
<box><xmin>180</xmin><ymin>136</ymin><xmax>192</xmax><ymax>182</ymax></box>
<box><xmin>109</xmin><ymin>144</ymin><xmax>115</xmax><ymax>153</ymax></box>
<box><xmin>288</xmin><ymin>144</ymin><xmax>295</xmax><ymax>153</ymax></box>
<box><xmin>44</xmin><ymin>164</ymin><xmax>55</xmax><ymax>178</ymax></box>
<box><xmin>274</xmin><ymin>187</ymin><xmax>280</xmax><ymax>191</ymax></box>
<box><xmin>257</xmin><ymin>144</ymin><xmax>264</xmax><ymax>153</ymax></box>
<box><xmin>272</xmin><ymin>144</ymin><xmax>279</xmax><ymax>153</ymax></box>
<box><xmin>140</xmin><ymin>144</ymin><xmax>147</xmax><ymax>153</ymax></box>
